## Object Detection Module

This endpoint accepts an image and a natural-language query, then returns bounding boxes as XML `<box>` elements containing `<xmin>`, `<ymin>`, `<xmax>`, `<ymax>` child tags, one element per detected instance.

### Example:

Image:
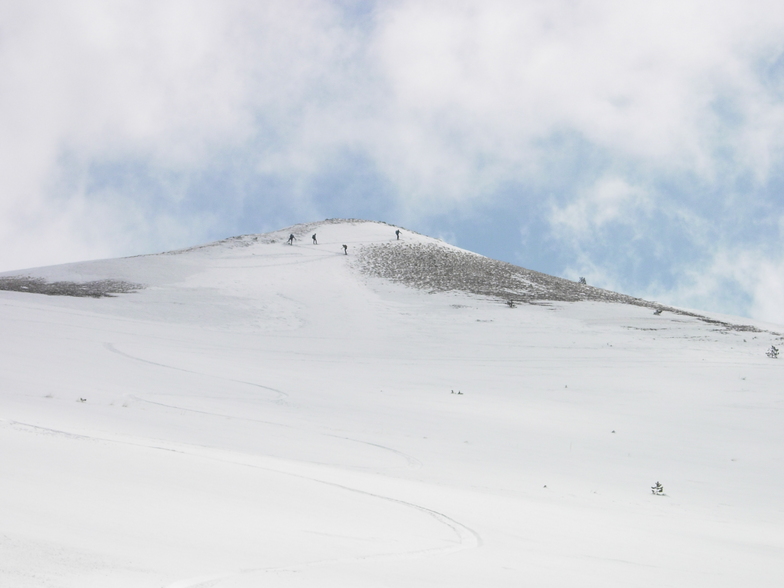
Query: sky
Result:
<box><xmin>1</xmin><ymin>0</ymin><xmax>784</xmax><ymax>324</ymax></box>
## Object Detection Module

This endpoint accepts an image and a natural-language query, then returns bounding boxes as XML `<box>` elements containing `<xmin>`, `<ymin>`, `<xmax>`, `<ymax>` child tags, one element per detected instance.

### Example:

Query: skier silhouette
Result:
<box><xmin>342</xmin><ymin>244</ymin><xmax>348</xmax><ymax>255</ymax></box>
<box><xmin>287</xmin><ymin>234</ymin><xmax>295</xmax><ymax>245</ymax></box>
<box><xmin>312</xmin><ymin>234</ymin><xmax>317</xmax><ymax>244</ymax></box>
<box><xmin>395</xmin><ymin>229</ymin><xmax>401</xmax><ymax>240</ymax></box>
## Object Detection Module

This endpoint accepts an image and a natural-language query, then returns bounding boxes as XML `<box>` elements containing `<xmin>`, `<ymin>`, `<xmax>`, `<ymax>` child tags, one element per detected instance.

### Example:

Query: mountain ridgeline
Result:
<box><xmin>0</xmin><ymin>219</ymin><xmax>772</xmax><ymax>333</ymax></box>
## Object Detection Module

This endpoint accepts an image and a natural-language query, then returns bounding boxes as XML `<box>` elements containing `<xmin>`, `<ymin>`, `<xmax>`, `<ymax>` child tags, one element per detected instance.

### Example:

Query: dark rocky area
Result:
<box><xmin>356</xmin><ymin>241</ymin><xmax>773</xmax><ymax>334</ymax></box>
<box><xmin>356</xmin><ymin>242</ymin><xmax>649</xmax><ymax>304</ymax></box>
<box><xmin>0</xmin><ymin>276</ymin><xmax>143</xmax><ymax>298</ymax></box>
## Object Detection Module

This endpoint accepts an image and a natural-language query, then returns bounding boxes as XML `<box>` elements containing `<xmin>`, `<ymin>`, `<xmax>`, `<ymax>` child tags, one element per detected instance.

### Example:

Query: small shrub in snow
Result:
<box><xmin>766</xmin><ymin>345</ymin><xmax>779</xmax><ymax>359</ymax></box>
<box><xmin>651</xmin><ymin>481</ymin><xmax>664</xmax><ymax>495</ymax></box>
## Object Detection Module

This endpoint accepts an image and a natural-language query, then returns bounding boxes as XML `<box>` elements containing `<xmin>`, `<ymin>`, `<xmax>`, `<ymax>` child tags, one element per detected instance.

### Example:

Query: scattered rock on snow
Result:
<box><xmin>0</xmin><ymin>276</ymin><xmax>143</xmax><ymax>298</ymax></box>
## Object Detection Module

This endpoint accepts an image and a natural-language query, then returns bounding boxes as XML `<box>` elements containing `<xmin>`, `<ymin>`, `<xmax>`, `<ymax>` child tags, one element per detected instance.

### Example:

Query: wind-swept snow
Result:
<box><xmin>1</xmin><ymin>219</ymin><xmax>783</xmax><ymax>587</ymax></box>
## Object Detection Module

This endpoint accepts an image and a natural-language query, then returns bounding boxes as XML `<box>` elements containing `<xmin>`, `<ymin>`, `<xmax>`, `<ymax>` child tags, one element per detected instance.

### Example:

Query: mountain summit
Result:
<box><xmin>0</xmin><ymin>218</ymin><xmax>766</xmax><ymax>332</ymax></box>
<box><xmin>0</xmin><ymin>218</ymin><xmax>657</xmax><ymax>307</ymax></box>
<box><xmin>4</xmin><ymin>217</ymin><xmax>613</xmax><ymax>303</ymax></box>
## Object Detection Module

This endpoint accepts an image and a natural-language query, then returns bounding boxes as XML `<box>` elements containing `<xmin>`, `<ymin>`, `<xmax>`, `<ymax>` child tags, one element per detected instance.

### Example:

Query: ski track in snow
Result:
<box><xmin>5</xmin><ymin>419</ymin><xmax>477</xmax><ymax>587</ymax></box>
<box><xmin>103</xmin><ymin>342</ymin><xmax>289</xmax><ymax>405</ymax></box>
<box><xmin>127</xmin><ymin>395</ymin><xmax>423</xmax><ymax>470</ymax></box>
<box><xmin>322</xmin><ymin>434</ymin><xmax>423</xmax><ymax>469</ymax></box>
<box><xmin>104</xmin><ymin>342</ymin><xmax>424</xmax><ymax>470</ymax></box>
<box><xmin>160</xmin><ymin>459</ymin><xmax>480</xmax><ymax>588</ymax></box>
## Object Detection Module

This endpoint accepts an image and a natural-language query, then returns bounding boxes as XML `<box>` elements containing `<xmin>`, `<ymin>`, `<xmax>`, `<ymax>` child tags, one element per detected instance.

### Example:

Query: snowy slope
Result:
<box><xmin>1</xmin><ymin>219</ymin><xmax>782</xmax><ymax>587</ymax></box>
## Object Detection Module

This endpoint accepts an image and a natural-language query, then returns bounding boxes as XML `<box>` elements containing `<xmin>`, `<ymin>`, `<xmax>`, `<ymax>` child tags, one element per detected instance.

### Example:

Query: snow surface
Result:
<box><xmin>1</xmin><ymin>219</ymin><xmax>783</xmax><ymax>587</ymax></box>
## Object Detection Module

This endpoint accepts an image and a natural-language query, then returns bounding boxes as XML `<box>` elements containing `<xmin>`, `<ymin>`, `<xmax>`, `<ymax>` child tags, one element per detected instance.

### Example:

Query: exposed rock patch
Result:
<box><xmin>356</xmin><ymin>242</ymin><xmax>645</xmax><ymax>304</ymax></box>
<box><xmin>0</xmin><ymin>276</ymin><xmax>143</xmax><ymax>298</ymax></box>
<box><xmin>356</xmin><ymin>242</ymin><xmax>775</xmax><ymax>334</ymax></box>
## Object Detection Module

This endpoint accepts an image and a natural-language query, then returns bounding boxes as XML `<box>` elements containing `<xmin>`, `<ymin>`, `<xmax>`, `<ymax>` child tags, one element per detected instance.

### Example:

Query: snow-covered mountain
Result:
<box><xmin>2</xmin><ymin>219</ymin><xmax>782</xmax><ymax>587</ymax></box>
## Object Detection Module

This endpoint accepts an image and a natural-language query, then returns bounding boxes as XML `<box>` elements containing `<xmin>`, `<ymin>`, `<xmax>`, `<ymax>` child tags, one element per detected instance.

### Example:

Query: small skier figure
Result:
<box><xmin>395</xmin><ymin>229</ymin><xmax>401</xmax><ymax>240</ymax></box>
<box><xmin>342</xmin><ymin>244</ymin><xmax>348</xmax><ymax>255</ymax></box>
<box><xmin>287</xmin><ymin>234</ymin><xmax>295</xmax><ymax>245</ymax></box>
<box><xmin>312</xmin><ymin>234</ymin><xmax>317</xmax><ymax>244</ymax></box>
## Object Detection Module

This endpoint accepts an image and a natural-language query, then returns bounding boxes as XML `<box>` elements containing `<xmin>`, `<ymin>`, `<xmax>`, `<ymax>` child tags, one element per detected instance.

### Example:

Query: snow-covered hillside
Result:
<box><xmin>1</xmin><ymin>219</ymin><xmax>782</xmax><ymax>587</ymax></box>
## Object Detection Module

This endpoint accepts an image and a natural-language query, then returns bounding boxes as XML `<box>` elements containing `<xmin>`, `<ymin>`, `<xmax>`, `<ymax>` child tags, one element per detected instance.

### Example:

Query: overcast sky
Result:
<box><xmin>2</xmin><ymin>0</ymin><xmax>784</xmax><ymax>323</ymax></box>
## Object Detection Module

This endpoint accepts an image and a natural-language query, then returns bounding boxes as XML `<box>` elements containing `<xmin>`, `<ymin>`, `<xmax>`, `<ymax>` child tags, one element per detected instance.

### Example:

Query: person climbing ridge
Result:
<box><xmin>312</xmin><ymin>234</ymin><xmax>317</xmax><ymax>244</ymax></box>
<box><xmin>395</xmin><ymin>229</ymin><xmax>401</xmax><ymax>240</ymax></box>
<box><xmin>287</xmin><ymin>234</ymin><xmax>295</xmax><ymax>245</ymax></box>
<box><xmin>342</xmin><ymin>244</ymin><xmax>348</xmax><ymax>255</ymax></box>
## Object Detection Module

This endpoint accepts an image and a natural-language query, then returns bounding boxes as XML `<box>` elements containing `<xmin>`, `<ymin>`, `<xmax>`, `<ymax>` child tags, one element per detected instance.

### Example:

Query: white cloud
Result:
<box><xmin>549</xmin><ymin>176</ymin><xmax>650</xmax><ymax>237</ymax></box>
<box><xmin>626</xmin><ymin>243</ymin><xmax>784</xmax><ymax>327</ymax></box>
<box><xmin>751</xmin><ymin>257</ymin><xmax>784</xmax><ymax>326</ymax></box>
<box><xmin>367</xmin><ymin>0</ymin><xmax>784</xmax><ymax>200</ymax></box>
<box><xmin>0</xmin><ymin>0</ymin><xmax>359</xmax><ymax>268</ymax></box>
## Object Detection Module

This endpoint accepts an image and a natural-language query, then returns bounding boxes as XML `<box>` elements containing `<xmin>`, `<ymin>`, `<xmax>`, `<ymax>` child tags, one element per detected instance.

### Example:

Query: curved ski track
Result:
<box><xmin>5</xmin><ymin>419</ymin><xmax>481</xmax><ymax>588</ymax></box>
<box><xmin>105</xmin><ymin>342</ymin><xmax>422</xmax><ymax>470</ymax></box>
<box><xmin>103</xmin><ymin>342</ymin><xmax>289</xmax><ymax>405</ymax></box>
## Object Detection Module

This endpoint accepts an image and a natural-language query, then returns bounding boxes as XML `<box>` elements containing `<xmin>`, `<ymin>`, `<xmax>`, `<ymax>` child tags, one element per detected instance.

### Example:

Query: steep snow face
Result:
<box><xmin>1</xmin><ymin>220</ymin><xmax>783</xmax><ymax>588</ymax></box>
